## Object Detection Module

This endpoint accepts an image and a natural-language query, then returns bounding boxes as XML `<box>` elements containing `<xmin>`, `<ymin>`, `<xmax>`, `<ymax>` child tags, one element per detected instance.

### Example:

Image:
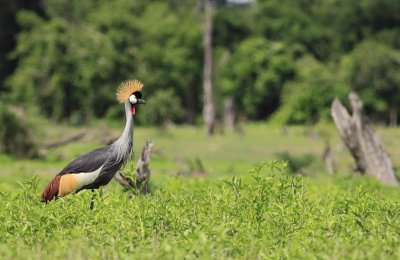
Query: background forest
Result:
<box><xmin>1</xmin><ymin>0</ymin><xmax>399</xmax><ymax>128</ymax></box>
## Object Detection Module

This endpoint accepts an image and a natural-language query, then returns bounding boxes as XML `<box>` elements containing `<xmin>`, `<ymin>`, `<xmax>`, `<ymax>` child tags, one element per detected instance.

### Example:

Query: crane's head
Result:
<box><xmin>117</xmin><ymin>79</ymin><xmax>146</xmax><ymax>116</ymax></box>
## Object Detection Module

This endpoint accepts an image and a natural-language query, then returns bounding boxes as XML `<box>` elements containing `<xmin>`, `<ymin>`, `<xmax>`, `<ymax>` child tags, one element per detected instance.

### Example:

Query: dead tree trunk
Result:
<box><xmin>135</xmin><ymin>140</ymin><xmax>153</xmax><ymax>194</ymax></box>
<box><xmin>331</xmin><ymin>92</ymin><xmax>398</xmax><ymax>186</ymax></box>
<box><xmin>202</xmin><ymin>0</ymin><xmax>215</xmax><ymax>136</ymax></box>
<box><xmin>322</xmin><ymin>144</ymin><xmax>336</xmax><ymax>175</ymax></box>
<box><xmin>390</xmin><ymin>109</ymin><xmax>397</xmax><ymax>128</ymax></box>
<box><xmin>224</xmin><ymin>95</ymin><xmax>234</xmax><ymax>133</ymax></box>
<box><xmin>114</xmin><ymin>140</ymin><xmax>153</xmax><ymax>195</ymax></box>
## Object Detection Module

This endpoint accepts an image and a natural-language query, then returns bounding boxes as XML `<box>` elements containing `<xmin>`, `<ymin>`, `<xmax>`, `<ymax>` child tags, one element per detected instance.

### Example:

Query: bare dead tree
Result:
<box><xmin>224</xmin><ymin>95</ymin><xmax>234</xmax><ymax>132</ymax></box>
<box><xmin>390</xmin><ymin>109</ymin><xmax>397</xmax><ymax>128</ymax></box>
<box><xmin>322</xmin><ymin>144</ymin><xmax>336</xmax><ymax>175</ymax></box>
<box><xmin>135</xmin><ymin>140</ymin><xmax>153</xmax><ymax>194</ymax></box>
<box><xmin>114</xmin><ymin>140</ymin><xmax>153</xmax><ymax>195</ymax></box>
<box><xmin>202</xmin><ymin>0</ymin><xmax>216</xmax><ymax>136</ymax></box>
<box><xmin>235</xmin><ymin>113</ymin><xmax>246</xmax><ymax>137</ymax></box>
<box><xmin>331</xmin><ymin>92</ymin><xmax>398</xmax><ymax>186</ymax></box>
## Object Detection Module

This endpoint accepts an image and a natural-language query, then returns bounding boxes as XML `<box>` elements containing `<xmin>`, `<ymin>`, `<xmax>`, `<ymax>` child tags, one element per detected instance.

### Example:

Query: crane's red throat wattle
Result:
<box><xmin>131</xmin><ymin>105</ymin><xmax>136</xmax><ymax>116</ymax></box>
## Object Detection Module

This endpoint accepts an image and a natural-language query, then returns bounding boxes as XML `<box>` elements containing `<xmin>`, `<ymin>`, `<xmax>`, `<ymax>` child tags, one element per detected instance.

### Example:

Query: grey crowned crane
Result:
<box><xmin>41</xmin><ymin>80</ymin><xmax>145</xmax><ymax>202</ymax></box>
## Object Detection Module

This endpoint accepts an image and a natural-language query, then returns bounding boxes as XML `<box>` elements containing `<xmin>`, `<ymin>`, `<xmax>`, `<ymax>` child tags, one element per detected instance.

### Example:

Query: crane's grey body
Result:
<box><xmin>58</xmin><ymin>101</ymin><xmax>134</xmax><ymax>191</ymax></box>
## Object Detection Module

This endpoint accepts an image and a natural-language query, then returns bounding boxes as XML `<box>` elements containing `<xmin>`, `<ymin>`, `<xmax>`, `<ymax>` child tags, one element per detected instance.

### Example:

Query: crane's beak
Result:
<box><xmin>137</xmin><ymin>99</ymin><xmax>146</xmax><ymax>104</ymax></box>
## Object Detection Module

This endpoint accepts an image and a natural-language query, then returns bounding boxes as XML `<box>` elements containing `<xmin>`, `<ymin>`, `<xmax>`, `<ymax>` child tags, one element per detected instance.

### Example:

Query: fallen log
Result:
<box><xmin>42</xmin><ymin>132</ymin><xmax>86</xmax><ymax>149</ymax></box>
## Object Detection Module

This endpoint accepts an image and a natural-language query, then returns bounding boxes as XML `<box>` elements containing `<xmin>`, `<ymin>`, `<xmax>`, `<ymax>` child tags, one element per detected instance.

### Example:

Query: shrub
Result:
<box><xmin>275</xmin><ymin>151</ymin><xmax>315</xmax><ymax>174</ymax></box>
<box><xmin>272</xmin><ymin>56</ymin><xmax>349</xmax><ymax>124</ymax></box>
<box><xmin>0</xmin><ymin>104</ymin><xmax>37</xmax><ymax>157</ymax></box>
<box><xmin>138</xmin><ymin>89</ymin><xmax>185</xmax><ymax>126</ymax></box>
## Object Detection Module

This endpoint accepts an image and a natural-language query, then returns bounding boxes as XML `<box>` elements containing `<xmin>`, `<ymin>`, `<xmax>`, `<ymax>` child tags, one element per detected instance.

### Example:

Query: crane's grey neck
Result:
<box><xmin>111</xmin><ymin>101</ymin><xmax>134</xmax><ymax>163</ymax></box>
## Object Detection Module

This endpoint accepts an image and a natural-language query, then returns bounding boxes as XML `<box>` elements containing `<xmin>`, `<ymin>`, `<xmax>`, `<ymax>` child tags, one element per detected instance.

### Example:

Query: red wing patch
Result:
<box><xmin>41</xmin><ymin>175</ymin><xmax>61</xmax><ymax>202</ymax></box>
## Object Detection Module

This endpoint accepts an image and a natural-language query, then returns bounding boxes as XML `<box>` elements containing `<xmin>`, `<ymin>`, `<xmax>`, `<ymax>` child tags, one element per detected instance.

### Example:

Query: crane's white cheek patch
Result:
<box><xmin>58</xmin><ymin>167</ymin><xmax>102</xmax><ymax>196</ymax></box>
<box><xmin>129</xmin><ymin>95</ymin><xmax>137</xmax><ymax>104</ymax></box>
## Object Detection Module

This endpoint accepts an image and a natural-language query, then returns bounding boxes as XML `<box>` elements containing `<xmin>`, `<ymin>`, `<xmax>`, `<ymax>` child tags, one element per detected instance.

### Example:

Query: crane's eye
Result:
<box><xmin>129</xmin><ymin>95</ymin><xmax>137</xmax><ymax>104</ymax></box>
<box><xmin>133</xmin><ymin>91</ymin><xmax>142</xmax><ymax>99</ymax></box>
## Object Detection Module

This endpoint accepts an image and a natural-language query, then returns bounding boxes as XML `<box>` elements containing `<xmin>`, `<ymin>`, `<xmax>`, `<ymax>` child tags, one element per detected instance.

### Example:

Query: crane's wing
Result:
<box><xmin>41</xmin><ymin>146</ymin><xmax>111</xmax><ymax>202</ymax></box>
<box><xmin>58</xmin><ymin>146</ymin><xmax>111</xmax><ymax>175</ymax></box>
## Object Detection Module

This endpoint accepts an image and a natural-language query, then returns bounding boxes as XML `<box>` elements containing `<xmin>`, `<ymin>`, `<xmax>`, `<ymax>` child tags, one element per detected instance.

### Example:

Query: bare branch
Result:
<box><xmin>114</xmin><ymin>140</ymin><xmax>153</xmax><ymax>195</ymax></box>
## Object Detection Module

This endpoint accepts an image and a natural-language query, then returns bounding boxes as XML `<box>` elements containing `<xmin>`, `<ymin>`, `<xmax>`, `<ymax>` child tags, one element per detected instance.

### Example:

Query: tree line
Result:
<box><xmin>1</xmin><ymin>0</ymin><xmax>399</xmax><ymax>127</ymax></box>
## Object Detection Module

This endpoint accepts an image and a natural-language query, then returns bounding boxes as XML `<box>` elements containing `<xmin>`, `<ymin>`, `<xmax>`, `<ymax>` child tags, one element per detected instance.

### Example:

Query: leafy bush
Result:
<box><xmin>272</xmin><ymin>56</ymin><xmax>349</xmax><ymax>124</ymax></box>
<box><xmin>275</xmin><ymin>151</ymin><xmax>315</xmax><ymax>174</ymax></box>
<box><xmin>3</xmin><ymin>0</ymin><xmax>400</xmax><ymax>125</ymax></box>
<box><xmin>138</xmin><ymin>89</ymin><xmax>185</xmax><ymax>126</ymax></box>
<box><xmin>7</xmin><ymin>2</ymin><xmax>202</xmax><ymax>123</ymax></box>
<box><xmin>0</xmin><ymin>162</ymin><xmax>399</xmax><ymax>259</ymax></box>
<box><xmin>218</xmin><ymin>37</ymin><xmax>297</xmax><ymax>120</ymax></box>
<box><xmin>340</xmin><ymin>41</ymin><xmax>400</xmax><ymax>123</ymax></box>
<box><xmin>0</xmin><ymin>104</ymin><xmax>37</xmax><ymax>157</ymax></box>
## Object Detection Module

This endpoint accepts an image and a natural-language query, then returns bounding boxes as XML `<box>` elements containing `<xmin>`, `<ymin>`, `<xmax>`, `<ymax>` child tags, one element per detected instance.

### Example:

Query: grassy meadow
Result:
<box><xmin>1</xmin><ymin>122</ymin><xmax>400</xmax><ymax>259</ymax></box>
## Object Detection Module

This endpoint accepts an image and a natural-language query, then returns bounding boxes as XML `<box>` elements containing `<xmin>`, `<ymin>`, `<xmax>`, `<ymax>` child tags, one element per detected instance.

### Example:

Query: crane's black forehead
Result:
<box><xmin>132</xmin><ymin>91</ymin><xmax>142</xmax><ymax>98</ymax></box>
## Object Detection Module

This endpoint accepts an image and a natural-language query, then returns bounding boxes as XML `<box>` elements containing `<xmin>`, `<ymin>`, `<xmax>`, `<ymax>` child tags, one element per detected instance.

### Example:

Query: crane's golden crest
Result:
<box><xmin>116</xmin><ymin>79</ymin><xmax>144</xmax><ymax>103</ymax></box>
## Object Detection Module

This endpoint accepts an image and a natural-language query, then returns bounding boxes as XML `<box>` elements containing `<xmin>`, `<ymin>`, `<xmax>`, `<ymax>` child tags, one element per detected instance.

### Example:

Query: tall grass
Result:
<box><xmin>1</xmin><ymin>162</ymin><xmax>399</xmax><ymax>259</ymax></box>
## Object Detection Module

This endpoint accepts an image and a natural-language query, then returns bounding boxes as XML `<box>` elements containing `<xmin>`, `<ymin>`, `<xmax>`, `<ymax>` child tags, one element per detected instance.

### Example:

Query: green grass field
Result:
<box><xmin>1</xmin><ymin>123</ymin><xmax>400</xmax><ymax>259</ymax></box>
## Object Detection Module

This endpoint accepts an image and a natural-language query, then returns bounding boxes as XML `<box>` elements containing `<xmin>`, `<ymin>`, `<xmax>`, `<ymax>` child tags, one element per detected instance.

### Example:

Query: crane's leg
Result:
<box><xmin>90</xmin><ymin>189</ymin><xmax>95</xmax><ymax>210</ymax></box>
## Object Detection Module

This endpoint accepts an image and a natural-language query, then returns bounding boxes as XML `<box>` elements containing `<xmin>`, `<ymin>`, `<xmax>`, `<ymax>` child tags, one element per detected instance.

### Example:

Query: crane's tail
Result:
<box><xmin>41</xmin><ymin>175</ymin><xmax>61</xmax><ymax>202</ymax></box>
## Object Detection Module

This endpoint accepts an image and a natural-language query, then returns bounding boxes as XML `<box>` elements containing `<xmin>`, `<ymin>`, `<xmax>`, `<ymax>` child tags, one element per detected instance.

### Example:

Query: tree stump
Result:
<box><xmin>114</xmin><ymin>140</ymin><xmax>153</xmax><ymax>195</ymax></box>
<box><xmin>331</xmin><ymin>92</ymin><xmax>398</xmax><ymax>186</ymax></box>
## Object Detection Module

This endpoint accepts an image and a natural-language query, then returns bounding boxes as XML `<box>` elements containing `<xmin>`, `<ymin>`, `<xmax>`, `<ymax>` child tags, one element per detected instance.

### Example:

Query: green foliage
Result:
<box><xmin>275</xmin><ymin>151</ymin><xmax>315</xmax><ymax>174</ymax></box>
<box><xmin>2</xmin><ymin>0</ymin><xmax>400</xmax><ymax>126</ymax></box>
<box><xmin>7</xmin><ymin>10</ymin><xmax>114</xmax><ymax>122</ymax></box>
<box><xmin>255</xmin><ymin>0</ymin><xmax>400</xmax><ymax>60</ymax></box>
<box><xmin>7</xmin><ymin>1</ymin><xmax>202</xmax><ymax>123</ymax></box>
<box><xmin>139</xmin><ymin>89</ymin><xmax>185</xmax><ymax>126</ymax></box>
<box><xmin>1</xmin><ymin>162</ymin><xmax>400</xmax><ymax>259</ymax></box>
<box><xmin>132</xmin><ymin>2</ymin><xmax>203</xmax><ymax>122</ymax></box>
<box><xmin>340</xmin><ymin>41</ymin><xmax>400</xmax><ymax>121</ymax></box>
<box><xmin>0</xmin><ymin>104</ymin><xmax>37</xmax><ymax>157</ymax></box>
<box><xmin>272</xmin><ymin>57</ymin><xmax>349</xmax><ymax>124</ymax></box>
<box><xmin>213</xmin><ymin>5</ymin><xmax>253</xmax><ymax>50</ymax></box>
<box><xmin>218</xmin><ymin>37</ymin><xmax>296</xmax><ymax>119</ymax></box>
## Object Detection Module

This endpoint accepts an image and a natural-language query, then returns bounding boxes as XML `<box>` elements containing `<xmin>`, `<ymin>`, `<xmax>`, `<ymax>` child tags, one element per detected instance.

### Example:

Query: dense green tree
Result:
<box><xmin>7</xmin><ymin>11</ymin><xmax>114</xmax><ymax>122</ymax></box>
<box><xmin>2</xmin><ymin>0</ymin><xmax>400</xmax><ymax>126</ymax></box>
<box><xmin>272</xmin><ymin>57</ymin><xmax>349</xmax><ymax>124</ymax></box>
<box><xmin>0</xmin><ymin>0</ymin><xmax>43</xmax><ymax>92</ymax></box>
<box><xmin>254</xmin><ymin>0</ymin><xmax>338</xmax><ymax>60</ymax></box>
<box><xmin>314</xmin><ymin>0</ymin><xmax>400</xmax><ymax>53</ymax></box>
<box><xmin>0</xmin><ymin>103</ymin><xmax>37</xmax><ymax>157</ymax></box>
<box><xmin>218</xmin><ymin>37</ymin><xmax>297</xmax><ymax>119</ymax></box>
<box><xmin>340</xmin><ymin>41</ymin><xmax>400</xmax><ymax>125</ymax></box>
<box><xmin>213</xmin><ymin>5</ymin><xmax>253</xmax><ymax>50</ymax></box>
<box><xmin>132</xmin><ymin>2</ymin><xmax>203</xmax><ymax>123</ymax></box>
<box><xmin>7</xmin><ymin>1</ymin><xmax>203</xmax><ymax>123</ymax></box>
<box><xmin>138</xmin><ymin>89</ymin><xmax>185</xmax><ymax>126</ymax></box>
<box><xmin>255</xmin><ymin>0</ymin><xmax>400</xmax><ymax>61</ymax></box>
